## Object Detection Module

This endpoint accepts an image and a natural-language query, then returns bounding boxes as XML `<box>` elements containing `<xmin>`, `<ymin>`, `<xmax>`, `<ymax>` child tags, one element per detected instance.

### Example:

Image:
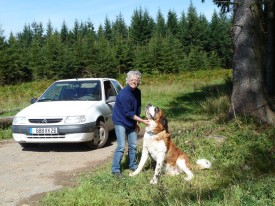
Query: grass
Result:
<box><xmin>0</xmin><ymin>127</ymin><xmax>12</xmax><ymax>140</ymax></box>
<box><xmin>39</xmin><ymin>121</ymin><xmax>274</xmax><ymax>206</ymax></box>
<box><xmin>0</xmin><ymin>80</ymin><xmax>52</xmax><ymax>116</ymax></box>
<box><xmin>1</xmin><ymin>68</ymin><xmax>274</xmax><ymax>205</ymax></box>
<box><xmin>0</xmin><ymin>80</ymin><xmax>52</xmax><ymax>138</ymax></box>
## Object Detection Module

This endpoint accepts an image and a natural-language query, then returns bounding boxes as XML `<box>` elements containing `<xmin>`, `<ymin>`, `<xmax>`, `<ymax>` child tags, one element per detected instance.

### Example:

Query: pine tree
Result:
<box><xmin>0</xmin><ymin>25</ymin><xmax>4</xmax><ymax>45</ymax></box>
<box><xmin>130</xmin><ymin>7</ymin><xmax>155</xmax><ymax>45</ymax></box>
<box><xmin>91</xmin><ymin>34</ymin><xmax>116</xmax><ymax>77</ymax></box>
<box><xmin>0</xmin><ymin>33</ymin><xmax>30</xmax><ymax>84</ymax></box>
<box><xmin>31</xmin><ymin>21</ymin><xmax>44</xmax><ymax>46</ymax></box>
<box><xmin>147</xmin><ymin>34</ymin><xmax>163</xmax><ymax>73</ymax></box>
<box><xmin>0</xmin><ymin>2</ymin><xmax>234</xmax><ymax>85</ymax></box>
<box><xmin>167</xmin><ymin>10</ymin><xmax>178</xmax><ymax>36</ymax></box>
<box><xmin>97</xmin><ymin>24</ymin><xmax>104</xmax><ymax>40</ymax></box>
<box><xmin>0</xmin><ymin>28</ymin><xmax>7</xmax><ymax>84</ymax></box>
<box><xmin>104</xmin><ymin>17</ymin><xmax>113</xmax><ymax>42</ymax></box>
<box><xmin>209</xmin><ymin>11</ymin><xmax>232</xmax><ymax>68</ymax></box>
<box><xmin>46</xmin><ymin>20</ymin><xmax>54</xmax><ymax>38</ymax></box>
<box><xmin>17</xmin><ymin>24</ymin><xmax>33</xmax><ymax>48</ymax></box>
<box><xmin>43</xmin><ymin>33</ymin><xmax>64</xmax><ymax>79</ymax></box>
<box><xmin>80</xmin><ymin>20</ymin><xmax>97</xmax><ymax>77</ymax></box>
<box><xmin>148</xmin><ymin>33</ymin><xmax>182</xmax><ymax>73</ymax></box>
<box><xmin>154</xmin><ymin>9</ymin><xmax>166</xmax><ymax>37</ymax></box>
<box><xmin>162</xmin><ymin>33</ymin><xmax>182</xmax><ymax>73</ymax></box>
<box><xmin>185</xmin><ymin>3</ymin><xmax>201</xmax><ymax>51</ymax></box>
<box><xmin>185</xmin><ymin>47</ymin><xmax>208</xmax><ymax>70</ymax></box>
<box><xmin>133</xmin><ymin>44</ymin><xmax>150</xmax><ymax>73</ymax></box>
<box><xmin>60</xmin><ymin>21</ymin><xmax>69</xmax><ymax>43</ymax></box>
<box><xmin>197</xmin><ymin>14</ymin><xmax>210</xmax><ymax>52</ymax></box>
<box><xmin>72</xmin><ymin>19</ymin><xmax>80</xmax><ymax>42</ymax></box>
<box><xmin>177</xmin><ymin>11</ymin><xmax>188</xmax><ymax>54</ymax></box>
<box><xmin>112</xmin><ymin>13</ymin><xmax>129</xmax><ymax>39</ymax></box>
<box><xmin>29</xmin><ymin>37</ymin><xmax>47</xmax><ymax>80</ymax></box>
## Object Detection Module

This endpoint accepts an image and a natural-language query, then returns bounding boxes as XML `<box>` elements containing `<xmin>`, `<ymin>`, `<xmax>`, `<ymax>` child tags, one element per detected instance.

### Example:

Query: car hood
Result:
<box><xmin>16</xmin><ymin>101</ymin><xmax>98</xmax><ymax>117</ymax></box>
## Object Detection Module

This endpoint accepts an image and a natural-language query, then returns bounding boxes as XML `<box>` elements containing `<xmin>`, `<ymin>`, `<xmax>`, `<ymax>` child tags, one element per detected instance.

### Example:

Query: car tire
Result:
<box><xmin>20</xmin><ymin>143</ymin><xmax>39</xmax><ymax>148</ymax></box>
<box><xmin>85</xmin><ymin>121</ymin><xmax>109</xmax><ymax>149</ymax></box>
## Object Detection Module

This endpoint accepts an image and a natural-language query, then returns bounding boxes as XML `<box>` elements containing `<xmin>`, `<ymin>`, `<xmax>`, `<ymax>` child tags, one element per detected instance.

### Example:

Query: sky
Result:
<box><xmin>0</xmin><ymin>0</ymin><xmax>218</xmax><ymax>38</ymax></box>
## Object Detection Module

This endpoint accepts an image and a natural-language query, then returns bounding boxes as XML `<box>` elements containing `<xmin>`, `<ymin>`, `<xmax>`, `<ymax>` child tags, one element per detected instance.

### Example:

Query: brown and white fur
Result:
<box><xmin>129</xmin><ymin>104</ymin><xmax>211</xmax><ymax>184</ymax></box>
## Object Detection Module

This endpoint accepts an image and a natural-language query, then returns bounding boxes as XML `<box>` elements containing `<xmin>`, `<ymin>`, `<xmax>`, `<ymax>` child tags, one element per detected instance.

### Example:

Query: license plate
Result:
<box><xmin>30</xmin><ymin>128</ymin><xmax>58</xmax><ymax>134</ymax></box>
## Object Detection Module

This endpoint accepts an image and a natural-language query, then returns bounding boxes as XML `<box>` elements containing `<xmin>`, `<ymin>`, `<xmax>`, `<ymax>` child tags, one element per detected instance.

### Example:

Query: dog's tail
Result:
<box><xmin>196</xmin><ymin>159</ymin><xmax>212</xmax><ymax>169</ymax></box>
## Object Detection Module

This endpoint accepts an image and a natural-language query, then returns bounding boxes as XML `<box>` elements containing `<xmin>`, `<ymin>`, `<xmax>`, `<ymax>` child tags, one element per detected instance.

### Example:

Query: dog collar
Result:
<box><xmin>146</xmin><ymin>130</ymin><xmax>156</xmax><ymax>135</ymax></box>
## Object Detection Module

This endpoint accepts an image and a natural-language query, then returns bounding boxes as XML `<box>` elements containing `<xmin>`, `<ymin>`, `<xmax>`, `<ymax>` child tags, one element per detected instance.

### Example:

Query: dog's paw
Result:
<box><xmin>196</xmin><ymin>159</ymin><xmax>212</xmax><ymax>169</ymax></box>
<box><xmin>129</xmin><ymin>171</ymin><xmax>138</xmax><ymax>176</ymax></box>
<box><xmin>150</xmin><ymin>178</ymin><xmax>158</xmax><ymax>184</ymax></box>
<box><xmin>184</xmin><ymin>175</ymin><xmax>193</xmax><ymax>181</ymax></box>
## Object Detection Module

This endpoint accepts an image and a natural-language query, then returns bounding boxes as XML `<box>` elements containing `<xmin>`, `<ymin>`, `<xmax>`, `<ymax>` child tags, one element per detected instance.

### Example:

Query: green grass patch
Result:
<box><xmin>0</xmin><ymin>80</ymin><xmax>52</xmax><ymax>116</ymax></box>
<box><xmin>40</xmin><ymin>121</ymin><xmax>274</xmax><ymax>206</ymax></box>
<box><xmin>0</xmin><ymin>126</ymin><xmax>12</xmax><ymax>140</ymax></box>
<box><xmin>1</xmin><ymin>68</ymin><xmax>275</xmax><ymax>205</ymax></box>
<box><xmin>0</xmin><ymin>81</ymin><xmax>52</xmax><ymax>140</ymax></box>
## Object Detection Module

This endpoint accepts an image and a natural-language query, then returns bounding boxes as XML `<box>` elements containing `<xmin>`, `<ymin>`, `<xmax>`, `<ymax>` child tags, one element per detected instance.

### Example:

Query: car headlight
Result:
<box><xmin>64</xmin><ymin>115</ymin><xmax>86</xmax><ymax>124</ymax></box>
<box><xmin>13</xmin><ymin>117</ymin><xmax>27</xmax><ymax>124</ymax></box>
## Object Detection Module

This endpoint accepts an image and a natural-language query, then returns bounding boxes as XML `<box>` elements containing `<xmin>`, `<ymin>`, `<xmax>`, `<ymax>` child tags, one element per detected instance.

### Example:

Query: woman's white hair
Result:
<box><xmin>126</xmin><ymin>70</ymin><xmax>142</xmax><ymax>85</ymax></box>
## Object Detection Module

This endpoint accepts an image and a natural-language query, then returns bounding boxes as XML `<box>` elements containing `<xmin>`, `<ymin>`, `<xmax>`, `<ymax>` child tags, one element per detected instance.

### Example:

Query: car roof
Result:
<box><xmin>55</xmin><ymin>78</ymin><xmax>117</xmax><ymax>82</ymax></box>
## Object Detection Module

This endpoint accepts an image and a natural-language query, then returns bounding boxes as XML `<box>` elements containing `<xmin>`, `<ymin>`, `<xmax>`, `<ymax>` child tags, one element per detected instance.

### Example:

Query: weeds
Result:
<box><xmin>0</xmin><ymin>126</ymin><xmax>12</xmax><ymax>140</ymax></box>
<box><xmin>1</xmin><ymin>69</ymin><xmax>274</xmax><ymax>205</ymax></box>
<box><xmin>0</xmin><ymin>80</ymin><xmax>51</xmax><ymax>116</ymax></box>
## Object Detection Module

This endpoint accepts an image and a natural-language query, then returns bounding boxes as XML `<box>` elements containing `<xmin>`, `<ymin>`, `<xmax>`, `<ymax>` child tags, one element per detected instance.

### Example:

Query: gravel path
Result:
<box><xmin>0</xmin><ymin>139</ymin><xmax>118</xmax><ymax>206</ymax></box>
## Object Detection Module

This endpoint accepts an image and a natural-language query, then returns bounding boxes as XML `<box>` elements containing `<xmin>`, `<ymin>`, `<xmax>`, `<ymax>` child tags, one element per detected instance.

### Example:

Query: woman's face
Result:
<box><xmin>128</xmin><ymin>75</ymin><xmax>140</xmax><ymax>89</ymax></box>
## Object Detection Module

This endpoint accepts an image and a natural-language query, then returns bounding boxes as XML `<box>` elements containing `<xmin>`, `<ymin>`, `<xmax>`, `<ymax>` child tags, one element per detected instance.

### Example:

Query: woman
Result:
<box><xmin>111</xmin><ymin>70</ymin><xmax>149</xmax><ymax>176</ymax></box>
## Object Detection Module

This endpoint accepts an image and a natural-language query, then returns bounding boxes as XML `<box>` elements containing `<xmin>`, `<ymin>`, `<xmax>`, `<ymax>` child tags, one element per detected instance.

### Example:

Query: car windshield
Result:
<box><xmin>38</xmin><ymin>80</ymin><xmax>101</xmax><ymax>101</ymax></box>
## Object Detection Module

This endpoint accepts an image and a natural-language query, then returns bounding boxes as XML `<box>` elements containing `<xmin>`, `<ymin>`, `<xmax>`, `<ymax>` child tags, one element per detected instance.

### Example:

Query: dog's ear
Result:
<box><xmin>159</xmin><ymin>115</ymin><xmax>168</xmax><ymax>132</ymax></box>
<box><xmin>155</xmin><ymin>109</ymin><xmax>168</xmax><ymax>131</ymax></box>
<box><xmin>153</xmin><ymin>109</ymin><xmax>169</xmax><ymax>133</ymax></box>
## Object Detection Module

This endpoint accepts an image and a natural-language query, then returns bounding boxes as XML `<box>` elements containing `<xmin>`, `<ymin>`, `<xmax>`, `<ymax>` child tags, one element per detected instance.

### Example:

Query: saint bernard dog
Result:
<box><xmin>129</xmin><ymin>104</ymin><xmax>211</xmax><ymax>184</ymax></box>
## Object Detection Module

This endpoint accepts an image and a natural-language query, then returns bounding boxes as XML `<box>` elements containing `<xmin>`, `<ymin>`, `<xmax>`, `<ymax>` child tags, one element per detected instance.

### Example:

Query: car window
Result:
<box><xmin>104</xmin><ymin>80</ymin><xmax>117</xmax><ymax>99</ymax></box>
<box><xmin>111</xmin><ymin>80</ymin><xmax>122</xmax><ymax>93</ymax></box>
<box><xmin>38</xmin><ymin>80</ymin><xmax>102</xmax><ymax>101</ymax></box>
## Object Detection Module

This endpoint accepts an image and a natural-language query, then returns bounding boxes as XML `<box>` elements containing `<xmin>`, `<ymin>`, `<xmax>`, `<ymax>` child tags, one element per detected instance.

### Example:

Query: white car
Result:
<box><xmin>12</xmin><ymin>78</ymin><xmax>122</xmax><ymax>149</ymax></box>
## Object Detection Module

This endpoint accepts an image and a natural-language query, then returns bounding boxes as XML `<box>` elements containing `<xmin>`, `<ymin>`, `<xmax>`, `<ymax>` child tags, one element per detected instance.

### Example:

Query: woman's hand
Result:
<box><xmin>141</xmin><ymin>119</ymin><xmax>150</xmax><ymax>126</ymax></box>
<box><xmin>133</xmin><ymin>115</ymin><xmax>150</xmax><ymax>126</ymax></box>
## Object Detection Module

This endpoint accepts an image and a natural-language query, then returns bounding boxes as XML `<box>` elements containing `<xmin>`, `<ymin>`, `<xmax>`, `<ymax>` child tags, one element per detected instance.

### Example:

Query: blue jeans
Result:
<box><xmin>112</xmin><ymin>125</ymin><xmax>137</xmax><ymax>173</ymax></box>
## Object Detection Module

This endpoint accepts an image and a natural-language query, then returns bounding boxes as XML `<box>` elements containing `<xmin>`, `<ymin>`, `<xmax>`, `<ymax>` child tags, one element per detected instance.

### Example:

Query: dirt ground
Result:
<box><xmin>0</xmin><ymin>136</ymin><xmax>122</xmax><ymax>206</ymax></box>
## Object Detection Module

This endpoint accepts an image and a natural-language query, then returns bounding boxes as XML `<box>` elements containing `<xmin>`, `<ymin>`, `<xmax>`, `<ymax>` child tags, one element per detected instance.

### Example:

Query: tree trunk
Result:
<box><xmin>265</xmin><ymin>0</ymin><xmax>275</xmax><ymax>96</ymax></box>
<box><xmin>229</xmin><ymin>0</ymin><xmax>275</xmax><ymax>124</ymax></box>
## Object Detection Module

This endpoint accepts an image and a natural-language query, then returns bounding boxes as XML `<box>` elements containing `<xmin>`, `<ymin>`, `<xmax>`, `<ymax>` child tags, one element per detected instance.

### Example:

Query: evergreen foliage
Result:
<box><xmin>0</xmin><ymin>4</ymin><xmax>232</xmax><ymax>85</ymax></box>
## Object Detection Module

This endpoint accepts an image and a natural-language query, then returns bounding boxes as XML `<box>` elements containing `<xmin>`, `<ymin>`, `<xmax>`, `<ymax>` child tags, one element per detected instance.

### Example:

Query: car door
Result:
<box><xmin>103</xmin><ymin>80</ymin><xmax>117</xmax><ymax>129</ymax></box>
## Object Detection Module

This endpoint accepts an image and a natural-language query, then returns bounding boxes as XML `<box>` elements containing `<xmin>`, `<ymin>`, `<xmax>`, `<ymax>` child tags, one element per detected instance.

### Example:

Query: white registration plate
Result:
<box><xmin>30</xmin><ymin>128</ymin><xmax>58</xmax><ymax>134</ymax></box>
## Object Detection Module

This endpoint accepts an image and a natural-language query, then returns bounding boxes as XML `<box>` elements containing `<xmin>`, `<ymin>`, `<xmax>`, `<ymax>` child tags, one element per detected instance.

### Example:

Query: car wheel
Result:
<box><xmin>85</xmin><ymin>121</ymin><xmax>109</xmax><ymax>149</ymax></box>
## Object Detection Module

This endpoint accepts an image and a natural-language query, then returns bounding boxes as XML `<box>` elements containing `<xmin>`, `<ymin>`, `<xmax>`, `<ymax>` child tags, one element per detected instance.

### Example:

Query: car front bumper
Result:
<box><xmin>12</xmin><ymin>122</ymin><xmax>97</xmax><ymax>143</ymax></box>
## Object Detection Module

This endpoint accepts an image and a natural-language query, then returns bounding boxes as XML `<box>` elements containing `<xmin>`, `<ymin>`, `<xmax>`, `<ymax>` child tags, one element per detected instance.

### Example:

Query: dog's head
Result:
<box><xmin>145</xmin><ymin>104</ymin><xmax>168</xmax><ymax>133</ymax></box>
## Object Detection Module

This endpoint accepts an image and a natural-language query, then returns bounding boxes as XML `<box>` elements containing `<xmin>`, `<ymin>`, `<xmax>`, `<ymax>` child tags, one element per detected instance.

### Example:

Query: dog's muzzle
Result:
<box><xmin>145</xmin><ymin>104</ymin><xmax>159</xmax><ymax>120</ymax></box>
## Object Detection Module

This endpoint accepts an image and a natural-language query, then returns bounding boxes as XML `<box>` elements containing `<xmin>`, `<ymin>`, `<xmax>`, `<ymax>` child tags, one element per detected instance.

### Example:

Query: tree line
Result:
<box><xmin>0</xmin><ymin>4</ymin><xmax>232</xmax><ymax>86</ymax></box>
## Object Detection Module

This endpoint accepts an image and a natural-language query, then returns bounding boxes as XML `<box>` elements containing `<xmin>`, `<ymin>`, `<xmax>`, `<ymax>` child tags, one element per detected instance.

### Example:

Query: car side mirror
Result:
<box><xmin>106</xmin><ymin>96</ymin><xmax>116</xmax><ymax>103</ymax></box>
<box><xmin>30</xmin><ymin>98</ymin><xmax>38</xmax><ymax>104</ymax></box>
